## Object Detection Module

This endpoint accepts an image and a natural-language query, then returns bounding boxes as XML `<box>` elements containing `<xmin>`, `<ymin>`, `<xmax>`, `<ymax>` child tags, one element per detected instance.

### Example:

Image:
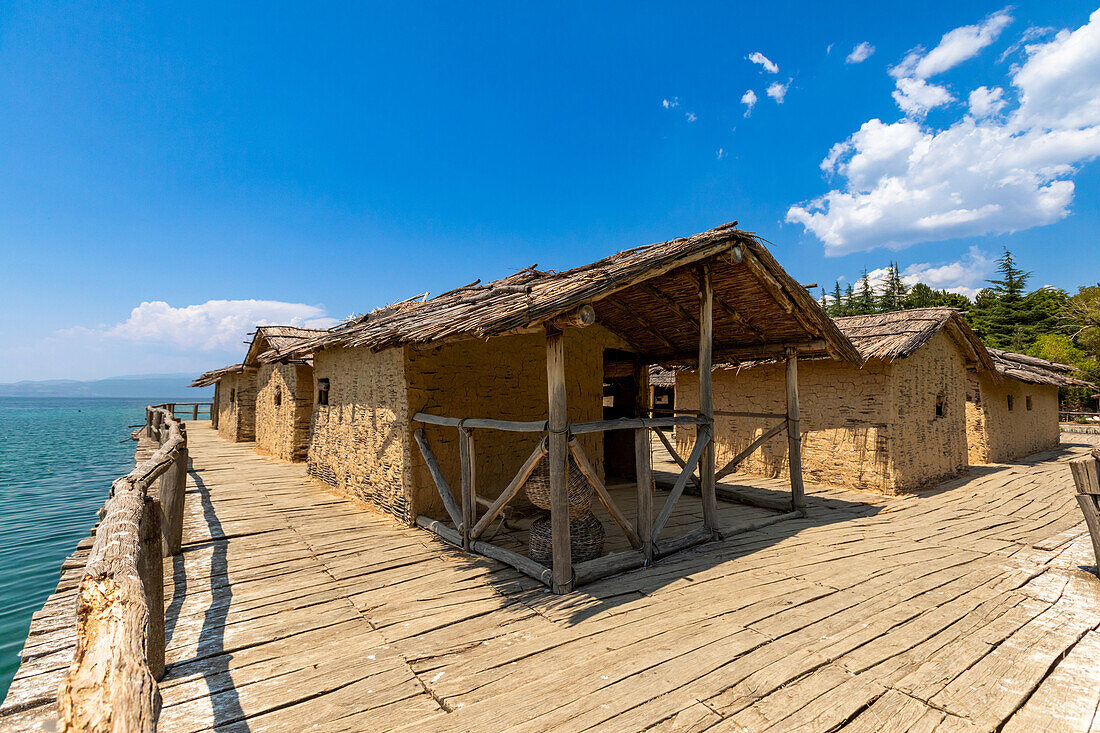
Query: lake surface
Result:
<box><xmin>0</xmin><ymin>397</ymin><xmax>172</xmax><ymax>699</ymax></box>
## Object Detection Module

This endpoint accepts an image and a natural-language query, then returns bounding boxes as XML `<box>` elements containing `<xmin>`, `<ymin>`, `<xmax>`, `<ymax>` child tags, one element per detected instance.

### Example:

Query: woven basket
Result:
<box><xmin>524</xmin><ymin>457</ymin><xmax>593</xmax><ymax>517</ymax></box>
<box><xmin>528</xmin><ymin>512</ymin><xmax>605</xmax><ymax>566</ymax></box>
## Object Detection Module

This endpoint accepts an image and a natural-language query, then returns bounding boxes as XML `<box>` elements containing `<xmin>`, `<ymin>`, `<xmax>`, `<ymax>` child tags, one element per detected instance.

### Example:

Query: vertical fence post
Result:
<box><xmin>545</xmin><ymin>326</ymin><xmax>572</xmax><ymax>594</ymax></box>
<box><xmin>633</xmin><ymin>358</ymin><xmax>654</xmax><ymax>560</ymax></box>
<box><xmin>698</xmin><ymin>264</ymin><xmax>719</xmax><ymax>532</ymax></box>
<box><xmin>192</xmin><ymin>403</ymin><xmax>198</xmax><ymax>420</ymax></box>
<box><xmin>139</xmin><ymin>496</ymin><xmax>165</xmax><ymax>680</ymax></box>
<box><xmin>785</xmin><ymin>347</ymin><xmax>806</xmax><ymax>513</ymax></box>
<box><xmin>459</xmin><ymin>426</ymin><xmax>476</xmax><ymax>550</ymax></box>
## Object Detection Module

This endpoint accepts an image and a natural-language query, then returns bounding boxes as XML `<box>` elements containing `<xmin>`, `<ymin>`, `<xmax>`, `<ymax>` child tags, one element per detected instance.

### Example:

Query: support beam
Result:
<box><xmin>459</xmin><ymin>427</ymin><xmax>476</xmax><ymax>550</ymax></box>
<box><xmin>545</xmin><ymin>326</ymin><xmax>572</xmax><ymax>594</ymax></box>
<box><xmin>652</xmin><ymin>428</ymin><xmax>700</xmax><ymax>490</ymax></box>
<box><xmin>698</xmin><ymin>264</ymin><xmax>719</xmax><ymax>532</ymax></box>
<box><xmin>413</xmin><ymin>428</ymin><xmax>463</xmax><ymax>531</ymax></box>
<box><xmin>471</xmin><ymin>437</ymin><xmax>547</xmax><ymax>539</ymax></box>
<box><xmin>652</xmin><ymin>426</ymin><xmax>710</xmax><ymax>540</ymax></box>
<box><xmin>569</xmin><ymin>439</ymin><xmax>642</xmax><ymax>549</ymax></box>
<box><xmin>714</xmin><ymin>421</ymin><xmax>788</xmax><ymax>481</ymax></box>
<box><xmin>601</xmin><ymin>297</ymin><xmax>682</xmax><ymax>353</ymax></box>
<box><xmin>639</xmin><ymin>283</ymin><xmax>698</xmax><ymax>329</ymax></box>
<box><xmin>786</xmin><ymin>347</ymin><xmax>806</xmax><ymax>512</ymax></box>
<box><xmin>635</xmin><ymin>426</ymin><xmax>654</xmax><ymax>560</ymax></box>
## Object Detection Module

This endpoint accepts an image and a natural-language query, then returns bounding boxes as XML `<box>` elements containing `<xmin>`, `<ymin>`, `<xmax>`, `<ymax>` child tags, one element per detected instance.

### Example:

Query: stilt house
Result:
<box><xmin>244</xmin><ymin>326</ymin><xmax>329</xmax><ymax>462</ymax></box>
<box><xmin>967</xmin><ymin>349</ymin><xmax>1091</xmax><ymax>463</ymax></box>
<box><xmin>191</xmin><ymin>364</ymin><xmax>257</xmax><ymax>442</ymax></box>
<box><xmin>676</xmin><ymin>308</ymin><xmax>994</xmax><ymax>494</ymax></box>
<box><xmin>280</xmin><ymin>223</ymin><xmax>860</xmax><ymax>593</ymax></box>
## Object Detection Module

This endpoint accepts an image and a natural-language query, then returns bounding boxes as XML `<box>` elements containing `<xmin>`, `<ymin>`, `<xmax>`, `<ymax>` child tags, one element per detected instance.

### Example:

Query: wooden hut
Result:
<box><xmin>966</xmin><ymin>349</ymin><xmax>1092</xmax><ymax>463</ymax></box>
<box><xmin>279</xmin><ymin>223</ymin><xmax>860</xmax><ymax>592</ymax></box>
<box><xmin>648</xmin><ymin>366</ymin><xmax>676</xmax><ymax>417</ymax></box>
<box><xmin>676</xmin><ymin>308</ymin><xmax>994</xmax><ymax>494</ymax></box>
<box><xmin>244</xmin><ymin>326</ymin><xmax>329</xmax><ymax>462</ymax></box>
<box><xmin>191</xmin><ymin>364</ymin><xmax>258</xmax><ymax>442</ymax></box>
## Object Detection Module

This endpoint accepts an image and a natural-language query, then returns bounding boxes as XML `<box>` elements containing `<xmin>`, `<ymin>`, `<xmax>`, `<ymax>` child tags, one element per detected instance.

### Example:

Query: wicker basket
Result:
<box><xmin>528</xmin><ymin>512</ymin><xmax>605</xmax><ymax>566</ymax></box>
<box><xmin>524</xmin><ymin>457</ymin><xmax>593</xmax><ymax>517</ymax></box>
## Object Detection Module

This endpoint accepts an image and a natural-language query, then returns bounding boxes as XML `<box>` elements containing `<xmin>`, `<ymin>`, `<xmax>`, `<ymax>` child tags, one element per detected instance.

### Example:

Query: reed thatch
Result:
<box><xmin>988</xmin><ymin>348</ymin><xmax>1093</xmax><ymax>387</ymax></box>
<box><xmin>282</xmin><ymin>223</ymin><xmax>862</xmax><ymax>366</ymax></box>
<box><xmin>833</xmin><ymin>308</ymin><xmax>994</xmax><ymax>370</ymax></box>
<box><xmin>244</xmin><ymin>326</ymin><xmax>330</xmax><ymax>366</ymax></box>
<box><xmin>648</xmin><ymin>366</ymin><xmax>676</xmax><ymax>388</ymax></box>
<box><xmin>190</xmin><ymin>364</ymin><xmax>246</xmax><ymax>388</ymax></box>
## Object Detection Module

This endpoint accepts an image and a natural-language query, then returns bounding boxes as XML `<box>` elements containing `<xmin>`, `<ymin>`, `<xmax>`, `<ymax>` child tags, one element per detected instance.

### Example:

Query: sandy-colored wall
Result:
<box><xmin>405</xmin><ymin>327</ymin><xmax>622</xmax><ymax>521</ymax></box>
<box><xmin>886</xmin><ymin>331</ymin><xmax>969</xmax><ymax>491</ymax></box>
<box><xmin>967</xmin><ymin>376</ymin><xmax>1060</xmax><ymax>463</ymax></box>
<box><xmin>676</xmin><ymin>331</ymin><xmax>970</xmax><ymax>494</ymax></box>
<box><xmin>216</xmin><ymin>370</ymin><xmax>257</xmax><ymax>442</ymax></box>
<box><xmin>307</xmin><ymin>346</ymin><xmax>414</xmax><ymax>522</ymax></box>
<box><xmin>677</xmin><ymin>358</ymin><xmax>895</xmax><ymax>493</ymax></box>
<box><xmin>256</xmin><ymin>363</ymin><xmax>314</xmax><ymax>462</ymax></box>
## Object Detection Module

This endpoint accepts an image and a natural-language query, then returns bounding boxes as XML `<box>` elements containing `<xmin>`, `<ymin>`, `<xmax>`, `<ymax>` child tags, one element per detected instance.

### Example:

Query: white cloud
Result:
<box><xmin>968</xmin><ymin>86</ymin><xmax>1006</xmax><ymax>118</ymax></box>
<box><xmin>748</xmin><ymin>52</ymin><xmax>778</xmax><ymax>74</ymax></box>
<box><xmin>892</xmin><ymin>78</ymin><xmax>953</xmax><ymax>116</ymax></box>
<box><xmin>891</xmin><ymin>9</ymin><xmax>1013</xmax><ymax>80</ymax></box>
<box><xmin>716</xmin><ymin>148</ymin><xmax>726</xmax><ymax>160</ymax></box>
<box><xmin>827</xmin><ymin>43</ymin><xmax>835</xmax><ymax>55</ymax></box>
<box><xmin>685</xmin><ymin>111</ymin><xmax>697</xmax><ymax>122</ymax></box>
<box><xmin>662</xmin><ymin>97</ymin><xmax>680</xmax><ymax>109</ymax></box>
<box><xmin>844</xmin><ymin>247</ymin><xmax>994</xmax><ymax>299</ymax></box>
<box><xmin>846</xmin><ymin>42</ymin><xmax>876</xmax><ymax>64</ymax></box>
<box><xmin>787</xmin><ymin>8</ymin><xmax>1100</xmax><ymax>256</ymax></box>
<box><xmin>766</xmin><ymin>79</ymin><xmax>791</xmax><ymax>104</ymax></box>
<box><xmin>741</xmin><ymin>89</ymin><xmax>758</xmax><ymax>117</ymax></box>
<box><xmin>63</xmin><ymin>299</ymin><xmax>337</xmax><ymax>351</ymax></box>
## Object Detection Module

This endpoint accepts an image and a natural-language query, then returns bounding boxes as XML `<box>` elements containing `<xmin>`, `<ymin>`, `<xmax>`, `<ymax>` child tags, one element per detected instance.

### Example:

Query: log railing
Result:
<box><xmin>161</xmin><ymin>402</ymin><xmax>214</xmax><ymax>421</ymax></box>
<box><xmin>412</xmin><ymin>411</ymin><xmax>714</xmax><ymax>591</ymax></box>
<box><xmin>56</xmin><ymin>406</ymin><xmax>190</xmax><ymax>732</ymax></box>
<box><xmin>1061</xmin><ymin>410</ymin><xmax>1100</xmax><ymax>423</ymax></box>
<box><xmin>1070</xmin><ymin>449</ymin><xmax>1100</xmax><ymax>575</ymax></box>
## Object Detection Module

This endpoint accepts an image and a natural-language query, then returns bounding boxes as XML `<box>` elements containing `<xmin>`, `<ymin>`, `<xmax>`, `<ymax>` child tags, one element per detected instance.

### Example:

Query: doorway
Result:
<box><xmin>602</xmin><ymin>349</ymin><xmax>640</xmax><ymax>481</ymax></box>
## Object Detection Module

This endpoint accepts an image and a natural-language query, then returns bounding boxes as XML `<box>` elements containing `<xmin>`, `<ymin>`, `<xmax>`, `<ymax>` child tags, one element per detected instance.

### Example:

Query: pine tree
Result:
<box><xmin>844</xmin><ymin>283</ymin><xmax>855</xmax><ymax>314</ymax></box>
<box><xmin>878</xmin><ymin>263</ymin><xmax>909</xmax><ymax>312</ymax></box>
<box><xmin>855</xmin><ymin>269</ymin><xmax>876</xmax><ymax>314</ymax></box>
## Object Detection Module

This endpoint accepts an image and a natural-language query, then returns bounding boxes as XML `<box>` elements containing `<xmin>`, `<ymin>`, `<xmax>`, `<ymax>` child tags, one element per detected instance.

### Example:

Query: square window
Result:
<box><xmin>318</xmin><ymin>378</ymin><xmax>330</xmax><ymax>406</ymax></box>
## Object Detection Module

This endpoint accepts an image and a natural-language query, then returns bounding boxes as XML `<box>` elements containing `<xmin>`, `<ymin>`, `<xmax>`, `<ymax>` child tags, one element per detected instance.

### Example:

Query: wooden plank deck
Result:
<box><xmin>6</xmin><ymin>426</ymin><xmax>1100</xmax><ymax>731</ymax></box>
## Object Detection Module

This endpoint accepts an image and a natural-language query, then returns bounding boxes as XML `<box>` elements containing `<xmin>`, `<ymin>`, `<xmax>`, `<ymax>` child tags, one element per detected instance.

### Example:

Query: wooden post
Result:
<box><xmin>785</xmin><ymin>347</ymin><xmax>806</xmax><ymax>513</ymax></box>
<box><xmin>459</xmin><ymin>426</ymin><xmax>476</xmax><ymax>550</ymax></box>
<box><xmin>698</xmin><ymin>264</ymin><xmax>719</xmax><ymax>532</ymax></box>
<box><xmin>159</xmin><ymin>446</ymin><xmax>188</xmax><ymax>556</ymax></box>
<box><xmin>545</xmin><ymin>326</ymin><xmax>572</xmax><ymax>594</ymax></box>
<box><xmin>192</xmin><ymin>403</ymin><xmax>198</xmax><ymax>420</ymax></box>
<box><xmin>212</xmin><ymin>384</ymin><xmax>220</xmax><ymax>428</ymax></box>
<box><xmin>633</xmin><ymin>357</ymin><xmax>654</xmax><ymax>559</ymax></box>
<box><xmin>139</xmin><ymin>496</ymin><xmax>165</xmax><ymax>680</ymax></box>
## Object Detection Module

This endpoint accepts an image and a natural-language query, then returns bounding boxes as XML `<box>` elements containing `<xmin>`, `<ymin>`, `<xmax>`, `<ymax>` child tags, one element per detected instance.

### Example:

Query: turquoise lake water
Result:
<box><xmin>0</xmin><ymin>398</ymin><xmax>161</xmax><ymax>699</ymax></box>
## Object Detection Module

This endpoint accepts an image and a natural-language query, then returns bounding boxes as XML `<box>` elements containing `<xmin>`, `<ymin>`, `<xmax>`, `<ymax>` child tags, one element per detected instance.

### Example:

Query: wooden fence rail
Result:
<box><xmin>1070</xmin><ymin>449</ymin><xmax>1100</xmax><ymax>574</ymax></box>
<box><xmin>161</xmin><ymin>402</ymin><xmax>213</xmax><ymax>421</ymax></box>
<box><xmin>55</xmin><ymin>405</ymin><xmax>190</xmax><ymax>732</ymax></box>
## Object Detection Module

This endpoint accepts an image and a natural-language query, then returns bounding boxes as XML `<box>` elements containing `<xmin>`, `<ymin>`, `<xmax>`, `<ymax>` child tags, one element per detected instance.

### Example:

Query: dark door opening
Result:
<box><xmin>603</xmin><ymin>349</ymin><xmax>639</xmax><ymax>481</ymax></box>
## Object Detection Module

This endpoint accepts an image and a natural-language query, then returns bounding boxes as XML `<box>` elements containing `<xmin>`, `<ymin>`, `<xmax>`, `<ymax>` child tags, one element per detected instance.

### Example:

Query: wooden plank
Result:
<box><xmin>569</xmin><ymin>415</ymin><xmax>708</xmax><ymax>434</ymax></box>
<box><xmin>573</xmin><ymin>550</ymin><xmax>648</xmax><ymax>585</ymax></box>
<box><xmin>412</xmin><ymin>412</ymin><xmax>548</xmax><ymax>433</ymax></box>
<box><xmin>412</xmin><ymin>429</ymin><xmax>463</xmax><ymax>531</ymax></box>
<box><xmin>545</xmin><ymin>326</ymin><xmax>572</xmax><ymax>594</ymax></box>
<box><xmin>459</xmin><ymin>427</ymin><xmax>476</xmax><ymax>550</ymax></box>
<box><xmin>568</xmin><ymin>439</ymin><xmax>642</xmax><ymax>549</ymax></box>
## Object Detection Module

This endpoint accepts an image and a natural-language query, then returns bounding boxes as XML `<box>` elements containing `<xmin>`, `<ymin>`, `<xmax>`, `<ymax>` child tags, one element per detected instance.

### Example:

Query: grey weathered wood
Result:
<box><xmin>652</xmin><ymin>427</ymin><xmax>701</xmax><ymax>491</ymax></box>
<box><xmin>714</xmin><ymin>510</ymin><xmax>803</xmax><ymax>540</ymax></box>
<box><xmin>569</xmin><ymin>415</ymin><xmax>707</xmax><ymax>434</ymax></box>
<box><xmin>698</xmin><ymin>263</ymin><xmax>718</xmax><ymax>532</ymax></box>
<box><xmin>459</xmin><ymin>427</ymin><xmax>476</xmax><ymax>550</ymax></box>
<box><xmin>568</xmin><ymin>438</ymin><xmax>642</xmax><ymax>550</ymax></box>
<box><xmin>1071</xmin><ymin>453</ymin><xmax>1100</xmax><ymax>571</ymax></box>
<box><xmin>712</xmin><ymin>410</ymin><xmax>788</xmax><ymax>420</ymax></box>
<box><xmin>785</xmin><ymin>347</ymin><xmax>806</xmax><ymax>512</ymax></box>
<box><xmin>471</xmin><ymin>539</ymin><xmax>553</xmax><ymax>587</ymax></box>
<box><xmin>412</xmin><ymin>428</ymin><xmax>464</xmax><ymax>531</ymax></box>
<box><xmin>415</xmin><ymin>514</ymin><xmax>462</xmax><ymax>546</ymax></box>
<box><xmin>714</xmin><ymin>421</ymin><xmax>789</xmax><ymax>481</ymax></box>
<box><xmin>573</xmin><ymin>550</ymin><xmax>648</xmax><ymax>585</ymax></box>
<box><xmin>545</xmin><ymin>326</ymin><xmax>572</xmax><ymax>594</ymax></box>
<box><xmin>714</xmin><ymin>485</ymin><xmax>794</xmax><ymax>513</ymax></box>
<box><xmin>413</xmin><ymin>412</ymin><xmax>549</xmax><ymax>433</ymax></box>
<box><xmin>470</xmin><ymin>437</ymin><xmax>547</xmax><ymax>539</ymax></box>
<box><xmin>652</xmin><ymin>426</ymin><xmax>710</xmax><ymax>540</ymax></box>
<box><xmin>547</xmin><ymin>304</ymin><xmax>597</xmax><ymax>330</ymax></box>
<box><xmin>654</xmin><ymin>526</ymin><xmax>714</xmax><ymax>558</ymax></box>
<box><xmin>635</xmin><ymin>427</ymin><xmax>655</xmax><ymax>561</ymax></box>
<box><xmin>1073</xmin><ymin>495</ymin><xmax>1100</xmax><ymax>572</ymax></box>
<box><xmin>140</xmin><ymin>496</ymin><xmax>164</xmax><ymax>680</ymax></box>
<box><xmin>158</xmin><ymin>446</ymin><xmax>187</xmax><ymax>556</ymax></box>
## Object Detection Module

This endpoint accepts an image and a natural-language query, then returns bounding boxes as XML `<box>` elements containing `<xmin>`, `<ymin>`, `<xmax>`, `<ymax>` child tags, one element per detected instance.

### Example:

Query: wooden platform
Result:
<box><xmin>6</xmin><ymin>426</ymin><xmax>1100</xmax><ymax>732</ymax></box>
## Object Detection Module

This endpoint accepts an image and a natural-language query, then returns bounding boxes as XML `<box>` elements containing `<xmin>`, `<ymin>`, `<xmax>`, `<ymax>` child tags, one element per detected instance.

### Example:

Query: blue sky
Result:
<box><xmin>1</xmin><ymin>1</ymin><xmax>1098</xmax><ymax>381</ymax></box>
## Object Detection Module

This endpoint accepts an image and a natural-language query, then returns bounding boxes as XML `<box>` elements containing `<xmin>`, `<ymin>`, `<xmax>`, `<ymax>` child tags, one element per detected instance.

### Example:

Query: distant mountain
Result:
<box><xmin>0</xmin><ymin>373</ymin><xmax>213</xmax><ymax>399</ymax></box>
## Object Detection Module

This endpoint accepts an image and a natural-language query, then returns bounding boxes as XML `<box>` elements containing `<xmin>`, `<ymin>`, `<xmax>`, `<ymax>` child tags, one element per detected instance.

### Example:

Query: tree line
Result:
<box><xmin>818</xmin><ymin>250</ymin><xmax>1100</xmax><ymax>404</ymax></box>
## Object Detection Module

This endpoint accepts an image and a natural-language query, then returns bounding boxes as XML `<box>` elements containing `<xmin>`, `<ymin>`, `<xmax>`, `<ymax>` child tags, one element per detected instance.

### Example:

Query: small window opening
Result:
<box><xmin>230</xmin><ymin>388</ymin><xmax>236</xmax><ymax>404</ymax></box>
<box><xmin>274</xmin><ymin>387</ymin><xmax>282</xmax><ymax>407</ymax></box>
<box><xmin>318</xmin><ymin>378</ymin><xmax>330</xmax><ymax>406</ymax></box>
<box><xmin>1007</xmin><ymin>395</ymin><xmax>1014</xmax><ymax>411</ymax></box>
<box><xmin>935</xmin><ymin>392</ymin><xmax>946</xmax><ymax>418</ymax></box>
<box><xmin>1026</xmin><ymin>395</ymin><xmax>1033</xmax><ymax>411</ymax></box>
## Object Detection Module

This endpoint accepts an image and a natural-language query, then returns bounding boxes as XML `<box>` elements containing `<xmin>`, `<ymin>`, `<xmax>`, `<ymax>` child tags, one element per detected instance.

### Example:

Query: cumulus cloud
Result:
<box><xmin>846</xmin><ymin>42</ymin><xmax>876</xmax><ymax>64</ymax></box>
<box><xmin>968</xmin><ymin>86</ymin><xmax>1006</xmax><ymax>118</ymax></box>
<box><xmin>748</xmin><ymin>52</ymin><xmax>778</xmax><ymax>74</ymax></box>
<box><xmin>891</xmin><ymin>9</ymin><xmax>1012</xmax><ymax>80</ymax></box>
<box><xmin>848</xmin><ymin>247</ymin><xmax>994</xmax><ymax>299</ymax></box>
<box><xmin>64</xmin><ymin>299</ymin><xmax>338</xmax><ymax>351</ymax></box>
<box><xmin>741</xmin><ymin>89</ymin><xmax>758</xmax><ymax>117</ymax></box>
<box><xmin>766</xmin><ymin>79</ymin><xmax>791</xmax><ymax>104</ymax></box>
<box><xmin>892</xmin><ymin>77</ymin><xmax>954</xmax><ymax>116</ymax></box>
<box><xmin>787</xmin><ymin>8</ymin><xmax>1100</xmax><ymax>256</ymax></box>
<box><xmin>685</xmin><ymin>111</ymin><xmax>697</xmax><ymax>122</ymax></box>
<box><xmin>662</xmin><ymin>97</ymin><xmax>680</xmax><ymax>109</ymax></box>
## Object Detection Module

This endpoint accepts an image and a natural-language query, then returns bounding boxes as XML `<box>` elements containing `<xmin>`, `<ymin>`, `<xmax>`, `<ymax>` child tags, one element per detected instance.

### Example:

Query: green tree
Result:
<box><xmin>1065</xmin><ymin>284</ymin><xmax>1100</xmax><ymax>360</ymax></box>
<box><xmin>853</xmin><ymin>269</ymin><xmax>876</xmax><ymax>315</ymax></box>
<box><xmin>878</xmin><ymin>262</ymin><xmax>909</xmax><ymax>312</ymax></box>
<box><xmin>969</xmin><ymin>249</ymin><xmax>1040</xmax><ymax>350</ymax></box>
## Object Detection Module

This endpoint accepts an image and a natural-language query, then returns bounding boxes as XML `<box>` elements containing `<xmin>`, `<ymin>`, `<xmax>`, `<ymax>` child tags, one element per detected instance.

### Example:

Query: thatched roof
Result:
<box><xmin>190</xmin><ymin>364</ymin><xmax>247</xmax><ymax>388</ymax></box>
<box><xmin>988</xmin><ymin>348</ymin><xmax>1093</xmax><ymax>387</ymax></box>
<box><xmin>282</xmin><ymin>223</ymin><xmax>862</xmax><ymax>366</ymax></box>
<box><xmin>244</xmin><ymin>326</ymin><xmax>330</xmax><ymax>366</ymax></box>
<box><xmin>649</xmin><ymin>366</ymin><xmax>676</xmax><ymax>388</ymax></box>
<box><xmin>833</xmin><ymin>308</ymin><xmax>994</xmax><ymax>370</ymax></box>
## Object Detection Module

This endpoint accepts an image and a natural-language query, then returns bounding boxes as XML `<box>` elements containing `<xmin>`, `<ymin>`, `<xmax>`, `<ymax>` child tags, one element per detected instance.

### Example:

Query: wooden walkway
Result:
<box><xmin>9</xmin><ymin>426</ymin><xmax>1100</xmax><ymax>731</ymax></box>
